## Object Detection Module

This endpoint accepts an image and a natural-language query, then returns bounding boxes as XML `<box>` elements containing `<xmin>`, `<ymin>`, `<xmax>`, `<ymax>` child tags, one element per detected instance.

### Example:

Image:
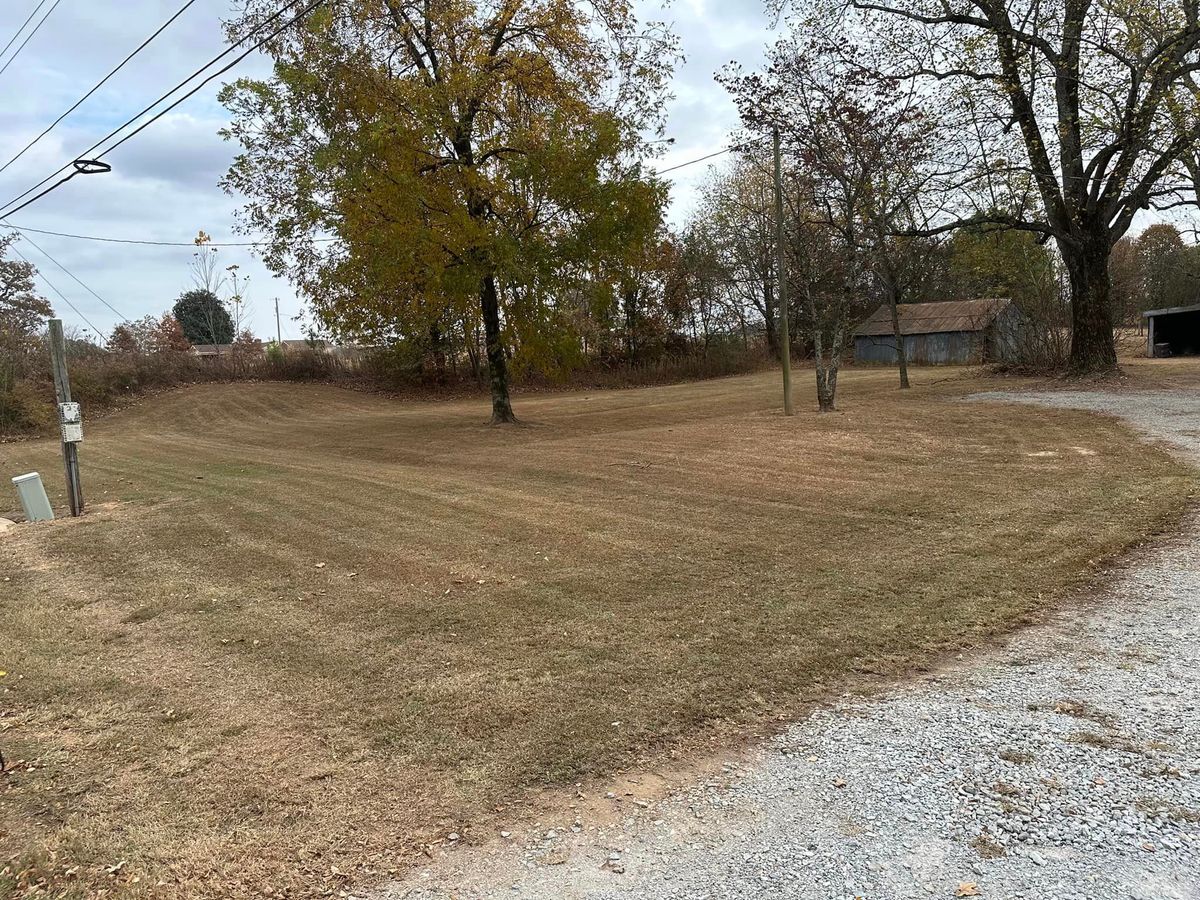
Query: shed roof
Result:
<box><xmin>191</xmin><ymin>343</ymin><xmax>234</xmax><ymax>355</ymax></box>
<box><xmin>853</xmin><ymin>298</ymin><xmax>1013</xmax><ymax>337</ymax></box>
<box><xmin>1143</xmin><ymin>302</ymin><xmax>1200</xmax><ymax>318</ymax></box>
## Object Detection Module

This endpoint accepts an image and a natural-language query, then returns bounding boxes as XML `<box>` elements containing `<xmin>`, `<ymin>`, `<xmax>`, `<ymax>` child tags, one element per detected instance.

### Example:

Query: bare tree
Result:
<box><xmin>773</xmin><ymin>0</ymin><xmax>1200</xmax><ymax>373</ymax></box>
<box><xmin>725</xmin><ymin>35</ymin><xmax>938</xmax><ymax>405</ymax></box>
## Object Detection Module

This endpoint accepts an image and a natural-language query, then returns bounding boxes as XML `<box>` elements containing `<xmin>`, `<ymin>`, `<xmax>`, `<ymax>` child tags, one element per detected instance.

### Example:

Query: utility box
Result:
<box><xmin>59</xmin><ymin>402</ymin><xmax>83</xmax><ymax>443</ymax></box>
<box><xmin>12</xmin><ymin>472</ymin><xmax>54</xmax><ymax>522</ymax></box>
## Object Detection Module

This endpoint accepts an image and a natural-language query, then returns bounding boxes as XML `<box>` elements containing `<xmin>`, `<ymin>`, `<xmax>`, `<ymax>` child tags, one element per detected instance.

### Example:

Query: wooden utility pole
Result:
<box><xmin>773</xmin><ymin>129</ymin><xmax>794</xmax><ymax>416</ymax></box>
<box><xmin>48</xmin><ymin>319</ymin><xmax>84</xmax><ymax>516</ymax></box>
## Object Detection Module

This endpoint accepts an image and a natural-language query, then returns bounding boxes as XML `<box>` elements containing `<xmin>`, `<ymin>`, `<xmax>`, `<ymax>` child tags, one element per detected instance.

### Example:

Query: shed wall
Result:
<box><xmin>854</xmin><ymin>331</ymin><xmax>979</xmax><ymax>365</ymax></box>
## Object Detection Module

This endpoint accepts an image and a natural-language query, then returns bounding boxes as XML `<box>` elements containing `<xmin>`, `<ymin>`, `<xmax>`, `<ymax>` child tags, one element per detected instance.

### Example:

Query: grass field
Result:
<box><xmin>0</xmin><ymin>366</ymin><xmax>1194</xmax><ymax>898</ymax></box>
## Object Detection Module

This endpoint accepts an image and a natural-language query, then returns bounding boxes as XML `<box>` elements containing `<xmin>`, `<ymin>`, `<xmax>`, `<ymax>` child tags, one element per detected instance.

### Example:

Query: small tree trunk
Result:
<box><xmin>763</xmin><ymin>279</ymin><xmax>780</xmax><ymax>360</ymax></box>
<box><xmin>1064</xmin><ymin>236</ymin><xmax>1118</xmax><ymax>373</ymax></box>
<box><xmin>429</xmin><ymin>323</ymin><xmax>447</xmax><ymax>384</ymax></box>
<box><xmin>887</xmin><ymin>291</ymin><xmax>910</xmax><ymax>389</ymax></box>
<box><xmin>480</xmin><ymin>273</ymin><xmax>517</xmax><ymax>424</ymax></box>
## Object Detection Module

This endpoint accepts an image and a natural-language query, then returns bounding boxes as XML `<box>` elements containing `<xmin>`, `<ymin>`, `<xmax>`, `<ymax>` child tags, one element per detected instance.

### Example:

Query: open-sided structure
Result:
<box><xmin>1144</xmin><ymin>303</ymin><xmax>1200</xmax><ymax>358</ymax></box>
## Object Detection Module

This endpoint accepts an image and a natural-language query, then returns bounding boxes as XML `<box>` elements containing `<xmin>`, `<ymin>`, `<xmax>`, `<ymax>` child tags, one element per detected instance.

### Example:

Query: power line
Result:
<box><xmin>652</xmin><ymin>147</ymin><xmax>735</xmax><ymax>176</ymax></box>
<box><xmin>0</xmin><ymin>0</ymin><xmax>203</xmax><ymax>175</ymax></box>
<box><xmin>0</xmin><ymin>0</ymin><xmax>64</xmax><ymax>79</ymax></box>
<box><xmin>98</xmin><ymin>0</ymin><xmax>326</xmax><ymax>161</ymax></box>
<box><xmin>5</xmin><ymin>224</ymin><xmax>129</xmax><ymax>321</ymax></box>
<box><xmin>3</xmin><ymin>222</ymin><xmax>341</xmax><ymax>246</ymax></box>
<box><xmin>9</xmin><ymin>243</ymin><xmax>106</xmax><ymax>341</ymax></box>
<box><xmin>649</xmin><ymin>138</ymin><xmax>770</xmax><ymax>177</ymax></box>
<box><xmin>0</xmin><ymin>0</ymin><xmax>48</xmax><ymax>62</ymax></box>
<box><xmin>0</xmin><ymin>0</ymin><xmax>324</xmax><ymax>218</ymax></box>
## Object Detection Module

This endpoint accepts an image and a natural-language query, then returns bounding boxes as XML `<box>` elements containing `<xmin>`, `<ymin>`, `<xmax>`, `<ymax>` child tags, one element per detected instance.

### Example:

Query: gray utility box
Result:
<box><xmin>59</xmin><ymin>401</ymin><xmax>83</xmax><ymax>443</ymax></box>
<box><xmin>12</xmin><ymin>472</ymin><xmax>54</xmax><ymax>522</ymax></box>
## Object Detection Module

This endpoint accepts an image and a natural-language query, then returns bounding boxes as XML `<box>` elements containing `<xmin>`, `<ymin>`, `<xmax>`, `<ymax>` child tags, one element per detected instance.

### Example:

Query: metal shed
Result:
<box><xmin>853</xmin><ymin>298</ymin><xmax>1023</xmax><ymax>366</ymax></box>
<box><xmin>1143</xmin><ymin>303</ymin><xmax>1200</xmax><ymax>357</ymax></box>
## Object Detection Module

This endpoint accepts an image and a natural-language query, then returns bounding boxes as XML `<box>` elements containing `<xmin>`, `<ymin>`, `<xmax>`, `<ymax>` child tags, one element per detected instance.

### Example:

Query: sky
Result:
<box><xmin>0</xmin><ymin>0</ymin><xmax>775</xmax><ymax>342</ymax></box>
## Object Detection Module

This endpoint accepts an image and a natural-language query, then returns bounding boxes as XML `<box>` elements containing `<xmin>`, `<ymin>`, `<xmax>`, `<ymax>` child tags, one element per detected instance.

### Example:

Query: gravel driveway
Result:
<box><xmin>381</xmin><ymin>390</ymin><xmax>1200</xmax><ymax>900</ymax></box>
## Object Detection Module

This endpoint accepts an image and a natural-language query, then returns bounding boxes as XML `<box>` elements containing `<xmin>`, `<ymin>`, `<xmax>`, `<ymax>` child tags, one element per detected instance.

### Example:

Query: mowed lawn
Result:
<box><xmin>0</xmin><ymin>368</ymin><xmax>1193</xmax><ymax>898</ymax></box>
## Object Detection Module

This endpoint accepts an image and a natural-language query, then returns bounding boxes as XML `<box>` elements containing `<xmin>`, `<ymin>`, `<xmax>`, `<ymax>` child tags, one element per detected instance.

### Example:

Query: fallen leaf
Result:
<box><xmin>833</xmin><ymin>777</ymin><xmax>847</xmax><ymax>788</ymax></box>
<box><xmin>315</xmin><ymin>562</ymin><xmax>326</xmax><ymax>569</ymax></box>
<box><xmin>955</xmin><ymin>883</ymin><xmax>981</xmax><ymax>897</ymax></box>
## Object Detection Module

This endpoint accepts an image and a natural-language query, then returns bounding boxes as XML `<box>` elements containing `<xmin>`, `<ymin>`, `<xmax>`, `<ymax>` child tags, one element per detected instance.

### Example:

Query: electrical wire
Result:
<box><xmin>9</xmin><ymin>243</ymin><xmax>106</xmax><ymax>341</ymax></box>
<box><xmin>6</xmin><ymin>224</ymin><xmax>129</xmax><ymax>321</ymax></box>
<box><xmin>6</xmin><ymin>138</ymin><xmax>754</xmax><ymax>244</ymax></box>
<box><xmin>0</xmin><ymin>0</ymin><xmax>48</xmax><ymax>63</ymax></box>
<box><xmin>650</xmin><ymin>138</ymin><xmax>771</xmax><ymax>177</ymax></box>
<box><xmin>2</xmin><ymin>222</ymin><xmax>340</xmax><ymax>246</ymax></box>
<box><xmin>0</xmin><ymin>0</ymin><xmax>64</xmax><ymax>79</ymax></box>
<box><xmin>0</xmin><ymin>0</ymin><xmax>324</xmax><ymax>218</ymax></box>
<box><xmin>0</xmin><ymin>0</ymin><xmax>203</xmax><ymax>175</ymax></box>
<box><xmin>97</xmin><ymin>0</ymin><xmax>326</xmax><ymax>161</ymax></box>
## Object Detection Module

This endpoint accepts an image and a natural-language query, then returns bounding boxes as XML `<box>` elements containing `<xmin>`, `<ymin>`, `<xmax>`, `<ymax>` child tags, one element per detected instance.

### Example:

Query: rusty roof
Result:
<box><xmin>853</xmin><ymin>298</ymin><xmax>1013</xmax><ymax>337</ymax></box>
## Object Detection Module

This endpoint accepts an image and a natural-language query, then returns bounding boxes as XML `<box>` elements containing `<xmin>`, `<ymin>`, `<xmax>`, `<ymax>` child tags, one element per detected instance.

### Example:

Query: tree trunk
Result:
<box><xmin>887</xmin><ymin>290</ymin><xmax>910</xmax><ymax>389</ymax></box>
<box><xmin>1064</xmin><ymin>236</ymin><xmax>1118</xmax><ymax>373</ymax></box>
<box><xmin>480</xmin><ymin>273</ymin><xmax>517</xmax><ymax>424</ymax></box>
<box><xmin>624</xmin><ymin>284</ymin><xmax>638</xmax><ymax>364</ymax></box>
<box><xmin>763</xmin><ymin>278</ymin><xmax>780</xmax><ymax>360</ymax></box>
<box><xmin>429</xmin><ymin>323</ymin><xmax>447</xmax><ymax>384</ymax></box>
<box><xmin>464</xmin><ymin>317</ymin><xmax>481</xmax><ymax>380</ymax></box>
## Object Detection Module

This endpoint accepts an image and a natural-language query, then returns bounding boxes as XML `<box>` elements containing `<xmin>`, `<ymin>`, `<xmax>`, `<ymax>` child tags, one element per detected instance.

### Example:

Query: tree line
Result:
<box><xmin>213</xmin><ymin>0</ymin><xmax>1200</xmax><ymax>419</ymax></box>
<box><xmin>8</xmin><ymin>0</ymin><xmax>1200</xmax><ymax>423</ymax></box>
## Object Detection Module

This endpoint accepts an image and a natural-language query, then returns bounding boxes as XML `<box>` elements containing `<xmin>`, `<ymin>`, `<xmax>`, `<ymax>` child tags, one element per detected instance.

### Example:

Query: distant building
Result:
<box><xmin>1143</xmin><ymin>303</ymin><xmax>1200</xmax><ymax>357</ymax></box>
<box><xmin>852</xmin><ymin>298</ymin><xmax>1024</xmax><ymax>366</ymax></box>
<box><xmin>190</xmin><ymin>343</ymin><xmax>235</xmax><ymax>359</ymax></box>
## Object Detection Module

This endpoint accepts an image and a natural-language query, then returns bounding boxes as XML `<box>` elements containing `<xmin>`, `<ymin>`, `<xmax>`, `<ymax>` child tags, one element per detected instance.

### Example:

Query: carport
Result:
<box><xmin>1144</xmin><ymin>303</ymin><xmax>1200</xmax><ymax>357</ymax></box>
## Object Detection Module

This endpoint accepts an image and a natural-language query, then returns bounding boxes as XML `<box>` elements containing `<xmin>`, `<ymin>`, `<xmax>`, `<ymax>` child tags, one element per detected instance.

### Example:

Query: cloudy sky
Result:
<box><xmin>0</xmin><ymin>0</ymin><xmax>774</xmax><ymax>342</ymax></box>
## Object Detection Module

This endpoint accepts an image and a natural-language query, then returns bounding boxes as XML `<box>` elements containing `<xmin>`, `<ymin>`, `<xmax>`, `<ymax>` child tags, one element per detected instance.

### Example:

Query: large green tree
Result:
<box><xmin>221</xmin><ymin>0</ymin><xmax>675</xmax><ymax>422</ymax></box>
<box><xmin>173</xmin><ymin>288</ymin><xmax>234</xmax><ymax>346</ymax></box>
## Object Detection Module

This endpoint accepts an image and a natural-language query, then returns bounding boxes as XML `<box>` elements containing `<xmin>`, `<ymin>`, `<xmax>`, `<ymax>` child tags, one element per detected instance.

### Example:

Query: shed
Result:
<box><xmin>853</xmin><ymin>298</ymin><xmax>1023</xmax><ymax>366</ymax></box>
<box><xmin>1143</xmin><ymin>303</ymin><xmax>1200</xmax><ymax>357</ymax></box>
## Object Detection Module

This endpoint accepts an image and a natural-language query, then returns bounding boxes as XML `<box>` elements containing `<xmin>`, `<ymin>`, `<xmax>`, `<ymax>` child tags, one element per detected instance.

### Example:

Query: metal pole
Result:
<box><xmin>773</xmin><ymin>129</ymin><xmax>794</xmax><ymax>416</ymax></box>
<box><xmin>275</xmin><ymin>297</ymin><xmax>282</xmax><ymax>351</ymax></box>
<box><xmin>47</xmin><ymin>319</ymin><xmax>83</xmax><ymax>516</ymax></box>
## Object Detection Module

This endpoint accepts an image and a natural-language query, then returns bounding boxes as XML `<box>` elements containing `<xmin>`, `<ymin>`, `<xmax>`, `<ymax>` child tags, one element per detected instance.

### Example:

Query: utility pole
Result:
<box><xmin>47</xmin><ymin>319</ymin><xmax>84</xmax><ymax>516</ymax></box>
<box><xmin>275</xmin><ymin>297</ymin><xmax>282</xmax><ymax>350</ymax></box>
<box><xmin>773</xmin><ymin>128</ymin><xmax>794</xmax><ymax>416</ymax></box>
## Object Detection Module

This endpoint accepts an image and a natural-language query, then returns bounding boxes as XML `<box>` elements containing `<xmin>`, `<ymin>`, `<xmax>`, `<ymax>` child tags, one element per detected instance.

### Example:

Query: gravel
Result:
<box><xmin>380</xmin><ymin>389</ymin><xmax>1200</xmax><ymax>900</ymax></box>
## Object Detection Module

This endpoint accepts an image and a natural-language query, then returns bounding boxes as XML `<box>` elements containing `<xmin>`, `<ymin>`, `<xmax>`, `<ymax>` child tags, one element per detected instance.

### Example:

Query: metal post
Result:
<box><xmin>275</xmin><ymin>297</ymin><xmax>282</xmax><ymax>350</ymax></box>
<box><xmin>773</xmin><ymin>129</ymin><xmax>794</xmax><ymax>416</ymax></box>
<box><xmin>48</xmin><ymin>319</ymin><xmax>83</xmax><ymax>516</ymax></box>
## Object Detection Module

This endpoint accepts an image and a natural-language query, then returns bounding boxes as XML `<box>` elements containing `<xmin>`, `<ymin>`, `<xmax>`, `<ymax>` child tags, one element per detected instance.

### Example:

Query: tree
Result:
<box><xmin>173</xmin><ymin>289</ymin><xmax>234</xmax><ymax>346</ymax></box>
<box><xmin>1134</xmin><ymin>223</ymin><xmax>1199</xmax><ymax>313</ymax></box>
<box><xmin>232</xmin><ymin>329</ymin><xmax>262</xmax><ymax>354</ymax></box>
<box><xmin>725</xmin><ymin>37</ymin><xmax>935</xmax><ymax>405</ymax></box>
<box><xmin>783</xmin><ymin>0</ymin><xmax>1200</xmax><ymax>373</ymax></box>
<box><xmin>153</xmin><ymin>314</ymin><xmax>193</xmax><ymax>353</ymax></box>
<box><xmin>108</xmin><ymin>324</ymin><xmax>140</xmax><ymax>354</ymax></box>
<box><xmin>691</xmin><ymin>157</ymin><xmax>784</xmax><ymax>359</ymax></box>
<box><xmin>0</xmin><ymin>233</ymin><xmax>51</xmax><ymax>341</ymax></box>
<box><xmin>220</xmin><ymin>0</ymin><xmax>676</xmax><ymax>423</ymax></box>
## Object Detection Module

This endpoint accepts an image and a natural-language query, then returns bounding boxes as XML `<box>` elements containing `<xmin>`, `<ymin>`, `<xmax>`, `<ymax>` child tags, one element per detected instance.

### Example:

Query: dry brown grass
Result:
<box><xmin>0</xmin><ymin>367</ymin><xmax>1193</xmax><ymax>898</ymax></box>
